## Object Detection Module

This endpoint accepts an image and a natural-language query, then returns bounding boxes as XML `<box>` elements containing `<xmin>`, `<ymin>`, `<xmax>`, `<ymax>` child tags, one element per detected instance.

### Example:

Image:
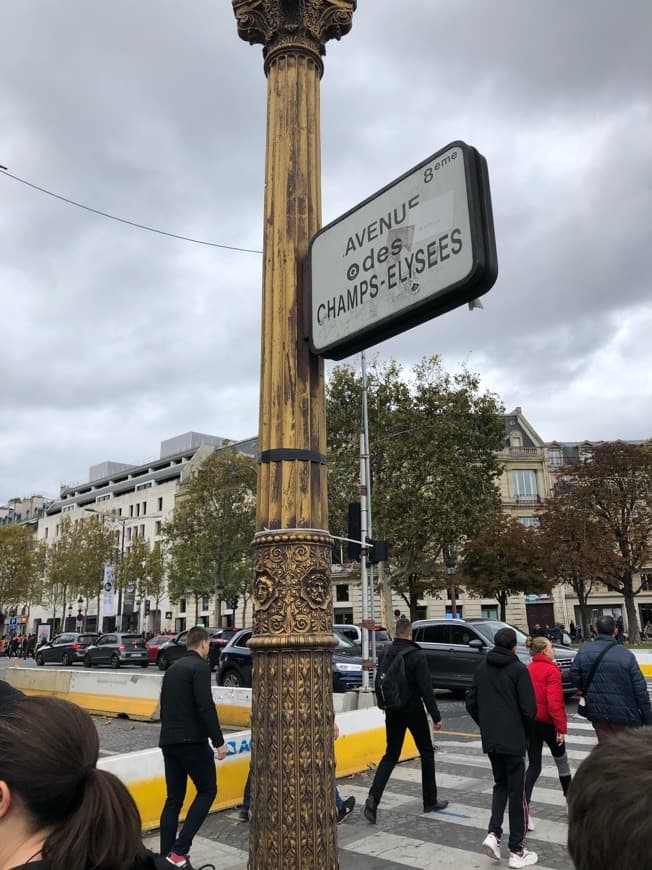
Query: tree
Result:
<box><xmin>535</xmin><ymin>486</ymin><xmax>614</xmax><ymax>640</ymax></box>
<box><xmin>458</xmin><ymin>513</ymin><xmax>550</xmax><ymax>622</ymax></box>
<box><xmin>163</xmin><ymin>448</ymin><xmax>256</xmax><ymax>625</ymax></box>
<box><xmin>327</xmin><ymin>356</ymin><xmax>506</xmax><ymax>619</ymax></box>
<box><xmin>0</xmin><ymin>526</ymin><xmax>40</xmax><ymax>617</ymax></box>
<box><xmin>560</xmin><ymin>442</ymin><xmax>652</xmax><ymax>642</ymax></box>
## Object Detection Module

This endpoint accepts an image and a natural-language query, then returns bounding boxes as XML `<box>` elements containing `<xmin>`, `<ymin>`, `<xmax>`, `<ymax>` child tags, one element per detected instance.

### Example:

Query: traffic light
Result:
<box><xmin>144</xmin><ymin>600</ymin><xmax>151</xmax><ymax>615</ymax></box>
<box><xmin>368</xmin><ymin>539</ymin><xmax>389</xmax><ymax>564</ymax></box>
<box><xmin>228</xmin><ymin>597</ymin><xmax>239</xmax><ymax>610</ymax></box>
<box><xmin>347</xmin><ymin>502</ymin><xmax>361</xmax><ymax>561</ymax></box>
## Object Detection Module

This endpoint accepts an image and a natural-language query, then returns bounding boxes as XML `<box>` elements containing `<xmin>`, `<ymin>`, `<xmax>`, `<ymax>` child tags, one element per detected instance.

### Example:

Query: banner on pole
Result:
<box><xmin>103</xmin><ymin>566</ymin><xmax>116</xmax><ymax>617</ymax></box>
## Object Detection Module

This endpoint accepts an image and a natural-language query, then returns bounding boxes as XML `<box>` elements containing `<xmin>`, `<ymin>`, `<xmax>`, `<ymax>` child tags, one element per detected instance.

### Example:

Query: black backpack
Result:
<box><xmin>376</xmin><ymin>646</ymin><xmax>413</xmax><ymax>710</ymax></box>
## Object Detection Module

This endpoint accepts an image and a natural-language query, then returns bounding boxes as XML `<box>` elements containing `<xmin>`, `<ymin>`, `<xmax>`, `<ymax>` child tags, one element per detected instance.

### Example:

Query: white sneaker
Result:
<box><xmin>481</xmin><ymin>833</ymin><xmax>501</xmax><ymax>861</ymax></box>
<box><xmin>527</xmin><ymin>817</ymin><xmax>535</xmax><ymax>832</ymax></box>
<box><xmin>508</xmin><ymin>848</ymin><xmax>538</xmax><ymax>868</ymax></box>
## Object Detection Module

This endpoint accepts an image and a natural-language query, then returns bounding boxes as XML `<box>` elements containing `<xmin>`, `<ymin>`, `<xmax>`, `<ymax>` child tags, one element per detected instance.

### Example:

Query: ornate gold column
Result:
<box><xmin>231</xmin><ymin>2</ymin><xmax>357</xmax><ymax>868</ymax></box>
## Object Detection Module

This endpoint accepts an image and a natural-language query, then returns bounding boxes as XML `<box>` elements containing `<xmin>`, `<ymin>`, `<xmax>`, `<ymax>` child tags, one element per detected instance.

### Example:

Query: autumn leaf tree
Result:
<box><xmin>535</xmin><ymin>484</ymin><xmax>614</xmax><ymax>640</ymax></box>
<box><xmin>163</xmin><ymin>448</ymin><xmax>256</xmax><ymax>626</ymax></box>
<box><xmin>327</xmin><ymin>356</ymin><xmax>506</xmax><ymax>619</ymax></box>
<box><xmin>458</xmin><ymin>512</ymin><xmax>550</xmax><ymax>622</ymax></box>
<box><xmin>558</xmin><ymin>441</ymin><xmax>652</xmax><ymax>642</ymax></box>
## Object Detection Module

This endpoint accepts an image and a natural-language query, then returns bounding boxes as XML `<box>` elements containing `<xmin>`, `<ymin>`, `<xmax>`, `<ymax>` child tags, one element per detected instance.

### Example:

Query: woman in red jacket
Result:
<box><xmin>524</xmin><ymin>636</ymin><xmax>572</xmax><ymax>828</ymax></box>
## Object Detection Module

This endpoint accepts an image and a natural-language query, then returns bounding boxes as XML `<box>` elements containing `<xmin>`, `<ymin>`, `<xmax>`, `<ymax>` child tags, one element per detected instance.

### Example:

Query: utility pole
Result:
<box><xmin>231</xmin><ymin>3</ymin><xmax>357</xmax><ymax>867</ymax></box>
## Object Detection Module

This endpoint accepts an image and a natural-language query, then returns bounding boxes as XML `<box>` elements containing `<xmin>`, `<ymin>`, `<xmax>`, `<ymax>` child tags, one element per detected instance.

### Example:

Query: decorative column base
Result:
<box><xmin>249</xmin><ymin>529</ymin><xmax>338</xmax><ymax>870</ymax></box>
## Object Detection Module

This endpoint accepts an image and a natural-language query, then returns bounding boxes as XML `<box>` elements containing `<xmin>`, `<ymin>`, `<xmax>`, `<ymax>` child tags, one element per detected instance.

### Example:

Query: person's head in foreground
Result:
<box><xmin>567</xmin><ymin>727</ymin><xmax>652</xmax><ymax>869</ymax></box>
<box><xmin>0</xmin><ymin>695</ymin><xmax>144</xmax><ymax>870</ymax></box>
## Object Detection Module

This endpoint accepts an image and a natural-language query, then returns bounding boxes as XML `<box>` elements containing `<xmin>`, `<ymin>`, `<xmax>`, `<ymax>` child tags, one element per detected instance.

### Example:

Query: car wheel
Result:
<box><xmin>221</xmin><ymin>669</ymin><xmax>242</xmax><ymax>688</ymax></box>
<box><xmin>140</xmin><ymin>660</ymin><xmax>149</xmax><ymax>668</ymax></box>
<box><xmin>83</xmin><ymin>655</ymin><xmax>92</xmax><ymax>668</ymax></box>
<box><xmin>35</xmin><ymin>653</ymin><xmax>44</xmax><ymax>666</ymax></box>
<box><xmin>61</xmin><ymin>653</ymin><xmax>71</xmax><ymax>666</ymax></box>
<box><xmin>157</xmin><ymin>652</ymin><xmax>169</xmax><ymax>671</ymax></box>
<box><xmin>110</xmin><ymin>654</ymin><xmax>120</xmax><ymax>669</ymax></box>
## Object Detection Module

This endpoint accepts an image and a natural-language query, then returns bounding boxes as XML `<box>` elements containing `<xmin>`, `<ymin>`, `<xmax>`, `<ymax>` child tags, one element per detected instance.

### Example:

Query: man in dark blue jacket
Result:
<box><xmin>570</xmin><ymin>614</ymin><xmax>651</xmax><ymax>743</ymax></box>
<box><xmin>159</xmin><ymin>626</ymin><xmax>226</xmax><ymax>868</ymax></box>
<box><xmin>466</xmin><ymin>627</ymin><xmax>537</xmax><ymax>868</ymax></box>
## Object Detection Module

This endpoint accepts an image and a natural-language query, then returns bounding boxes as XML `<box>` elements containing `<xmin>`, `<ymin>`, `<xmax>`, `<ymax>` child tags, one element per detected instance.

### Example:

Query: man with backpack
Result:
<box><xmin>363</xmin><ymin>616</ymin><xmax>447</xmax><ymax>824</ymax></box>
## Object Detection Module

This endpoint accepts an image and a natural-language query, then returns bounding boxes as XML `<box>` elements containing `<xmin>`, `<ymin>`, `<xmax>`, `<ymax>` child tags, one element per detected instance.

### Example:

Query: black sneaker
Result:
<box><xmin>337</xmin><ymin>796</ymin><xmax>356</xmax><ymax>823</ymax></box>
<box><xmin>423</xmin><ymin>799</ymin><xmax>449</xmax><ymax>813</ymax></box>
<box><xmin>238</xmin><ymin>808</ymin><xmax>249</xmax><ymax>822</ymax></box>
<box><xmin>364</xmin><ymin>795</ymin><xmax>378</xmax><ymax>824</ymax></box>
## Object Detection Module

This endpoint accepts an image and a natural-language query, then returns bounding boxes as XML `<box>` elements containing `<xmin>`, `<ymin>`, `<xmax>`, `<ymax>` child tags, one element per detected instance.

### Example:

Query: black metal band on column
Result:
<box><xmin>257</xmin><ymin>448</ymin><xmax>327</xmax><ymax>465</ymax></box>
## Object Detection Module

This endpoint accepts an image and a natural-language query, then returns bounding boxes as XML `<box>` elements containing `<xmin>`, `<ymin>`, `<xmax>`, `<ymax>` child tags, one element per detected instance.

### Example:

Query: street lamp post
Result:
<box><xmin>444</xmin><ymin>544</ymin><xmax>458</xmax><ymax>619</ymax></box>
<box><xmin>231</xmin><ymin>3</ymin><xmax>357</xmax><ymax>867</ymax></box>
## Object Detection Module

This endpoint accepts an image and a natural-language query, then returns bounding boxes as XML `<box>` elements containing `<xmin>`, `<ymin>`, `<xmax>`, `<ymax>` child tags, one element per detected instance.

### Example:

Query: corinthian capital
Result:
<box><xmin>233</xmin><ymin>0</ymin><xmax>356</xmax><ymax>69</ymax></box>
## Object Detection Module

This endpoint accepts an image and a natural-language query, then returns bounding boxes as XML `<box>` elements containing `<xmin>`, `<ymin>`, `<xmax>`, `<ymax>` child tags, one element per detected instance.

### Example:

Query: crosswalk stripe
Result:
<box><xmin>343</xmin><ymin>832</ymin><xmax>560</xmax><ymax>870</ymax></box>
<box><xmin>389</xmin><ymin>766</ymin><xmax>568</xmax><ymax>808</ymax></box>
<box><xmin>436</xmin><ymin>744</ymin><xmax>589</xmax><ymax>763</ymax></box>
<box><xmin>435</xmin><ymin>750</ymin><xmax>579</xmax><ymax>779</ymax></box>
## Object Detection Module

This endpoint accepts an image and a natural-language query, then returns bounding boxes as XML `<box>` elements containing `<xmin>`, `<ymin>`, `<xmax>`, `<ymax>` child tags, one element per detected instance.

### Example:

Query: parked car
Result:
<box><xmin>35</xmin><ymin>632</ymin><xmax>100</xmax><ymax>667</ymax></box>
<box><xmin>83</xmin><ymin>633</ymin><xmax>149</xmax><ymax>669</ymax></box>
<box><xmin>145</xmin><ymin>634</ymin><xmax>174</xmax><ymax>664</ymax></box>
<box><xmin>411</xmin><ymin>618</ymin><xmax>577</xmax><ymax>695</ymax></box>
<box><xmin>217</xmin><ymin>628</ymin><xmax>363</xmax><ymax>692</ymax></box>
<box><xmin>156</xmin><ymin>627</ymin><xmax>237</xmax><ymax>672</ymax></box>
<box><xmin>333</xmin><ymin>623</ymin><xmax>392</xmax><ymax>654</ymax></box>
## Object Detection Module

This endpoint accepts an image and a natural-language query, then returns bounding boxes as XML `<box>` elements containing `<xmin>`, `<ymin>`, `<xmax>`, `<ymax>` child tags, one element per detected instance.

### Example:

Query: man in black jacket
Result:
<box><xmin>466</xmin><ymin>627</ymin><xmax>537</xmax><ymax>868</ymax></box>
<box><xmin>159</xmin><ymin>626</ymin><xmax>226</xmax><ymax>868</ymax></box>
<box><xmin>364</xmin><ymin>616</ymin><xmax>447</xmax><ymax>824</ymax></box>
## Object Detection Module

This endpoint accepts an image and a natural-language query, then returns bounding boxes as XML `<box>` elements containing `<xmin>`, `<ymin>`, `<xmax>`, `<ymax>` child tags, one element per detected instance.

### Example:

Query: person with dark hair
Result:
<box><xmin>0</xmin><ymin>694</ymin><xmax>152</xmax><ymax>870</ymax></box>
<box><xmin>159</xmin><ymin>625</ymin><xmax>226</xmax><ymax>868</ymax></box>
<box><xmin>524</xmin><ymin>636</ymin><xmax>571</xmax><ymax>830</ymax></box>
<box><xmin>466</xmin><ymin>626</ymin><xmax>538</xmax><ymax>867</ymax></box>
<box><xmin>567</xmin><ymin>728</ymin><xmax>652</xmax><ymax>869</ymax></box>
<box><xmin>363</xmin><ymin>615</ymin><xmax>446</xmax><ymax>825</ymax></box>
<box><xmin>0</xmin><ymin>679</ymin><xmax>24</xmax><ymax>707</ymax></box>
<box><xmin>570</xmin><ymin>614</ymin><xmax>651</xmax><ymax>743</ymax></box>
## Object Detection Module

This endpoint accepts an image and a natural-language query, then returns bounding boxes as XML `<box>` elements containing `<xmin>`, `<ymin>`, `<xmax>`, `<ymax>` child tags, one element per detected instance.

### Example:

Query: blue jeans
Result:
<box><xmin>160</xmin><ymin>742</ymin><xmax>217</xmax><ymax>856</ymax></box>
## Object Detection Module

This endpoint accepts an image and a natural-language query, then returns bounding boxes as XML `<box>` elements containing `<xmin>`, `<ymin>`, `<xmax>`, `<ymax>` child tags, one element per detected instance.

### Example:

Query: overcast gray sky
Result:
<box><xmin>1</xmin><ymin>1</ymin><xmax>651</xmax><ymax>504</ymax></box>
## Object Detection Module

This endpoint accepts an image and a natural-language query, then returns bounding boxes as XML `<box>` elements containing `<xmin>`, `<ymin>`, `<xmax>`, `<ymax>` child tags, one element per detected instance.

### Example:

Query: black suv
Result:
<box><xmin>217</xmin><ymin>628</ymin><xmax>363</xmax><ymax>692</ymax></box>
<box><xmin>156</xmin><ymin>627</ymin><xmax>236</xmax><ymax>672</ymax></box>
<box><xmin>412</xmin><ymin>618</ymin><xmax>577</xmax><ymax>695</ymax></box>
<box><xmin>35</xmin><ymin>632</ymin><xmax>100</xmax><ymax>666</ymax></box>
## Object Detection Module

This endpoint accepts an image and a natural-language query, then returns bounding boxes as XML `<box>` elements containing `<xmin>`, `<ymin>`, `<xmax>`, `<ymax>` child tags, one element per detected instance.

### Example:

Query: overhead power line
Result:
<box><xmin>0</xmin><ymin>167</ymin><xmax>263</xmax><ymax>254</ymax></box>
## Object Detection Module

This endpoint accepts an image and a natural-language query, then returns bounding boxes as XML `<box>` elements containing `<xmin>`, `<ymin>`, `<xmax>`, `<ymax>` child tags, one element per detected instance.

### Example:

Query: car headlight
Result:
<box><xmin>334</xmin><ymin>662</ymin><xmax>362</xmax><ymax>673</ymax></box>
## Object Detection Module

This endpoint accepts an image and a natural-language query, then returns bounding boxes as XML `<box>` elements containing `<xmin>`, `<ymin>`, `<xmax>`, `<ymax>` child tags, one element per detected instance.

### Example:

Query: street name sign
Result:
<box><xmin>309</xmin><ymin>141</ymin><xmax>497</xmax><ymax>359</ymax></box>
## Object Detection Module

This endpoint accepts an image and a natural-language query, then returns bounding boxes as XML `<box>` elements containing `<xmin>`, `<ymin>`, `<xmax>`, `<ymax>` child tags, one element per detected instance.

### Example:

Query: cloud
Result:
<box><xmin>1</xmin><ymin>0</ymin><xmax>651</xmax><ymax>503</ymax></box>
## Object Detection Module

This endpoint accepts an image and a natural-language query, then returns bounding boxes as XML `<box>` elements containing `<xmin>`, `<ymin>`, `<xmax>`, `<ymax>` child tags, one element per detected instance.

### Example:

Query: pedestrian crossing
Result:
<box><xmin>196</xmin><ymin>717</ymin><xmax>599</xmax><ymax>869</ymax></box>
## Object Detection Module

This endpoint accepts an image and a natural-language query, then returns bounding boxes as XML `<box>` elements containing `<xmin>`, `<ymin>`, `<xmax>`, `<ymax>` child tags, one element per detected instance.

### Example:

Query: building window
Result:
<box><xmin>335</xmin><ymin>584</ymin><xmax>349</xmax><ymax>602</ymax></box>
<box><xmin>140</xmin><ymin>524</ymin><xmax>145</xmax><ymax>537</ymax></box>
<box><xmin>510</xmin><ymin>434</ymin><xmax>522</xmax><ymax>448</ymax></box>
<box><xmin>142</xmin><ymin>501</ymin><xmax>147</xmax><ymax>514</ymax></box>
<box><xmin>641</xmin><ymin>574</ymin><xmax>652</xmax><ymax>592</ymax></box>
<box><xmin>96</xmin><ymin>493</ymin><xmax>112</xmax><ymax>503</ymax></box>
<box><xmin>548</xmin><ymin>448</ymin><xmax>562</xmax><ymax>467</ymax></box>
<box><xmin>517</xmin><ymin>516</ymin><xmax>539</xmax><ymax>528</ymax></box>
<box><xmin>201</xmin><ymin>595</ymin><xmax>210</xmax><ymax>611</ymax></box>
<box><xmin>179</xmin><ymin>598</ymin><xmax>187</xmax><ymax>613</ymax></box>
<box><xmin>136</xmin><ymin>503</ymin><xmax>140</xmax><ymax>517</ymax></box>
<box><xmin>135</xmin><ymin>481</ymin><xmax>153</xmax><ymax>491</ymax></box>
<box><xmin>414</xmin><ymin>605</ymin><xmax>428</xmax><ymax>621</ymax></box>
<box><xmin>127</xmin><ymin>528</ymin><xmax>132</xmax><ymax>542</ymax></box>
<box><xmin>445</xmin><ymin>605</ymin><xmax>463</xmax><ymax>619</ymax></box>
<box><xmin>158</xmin><ymin>496</ymin><xmax>163</xmax><ymax>512</ymax></box>
<box><xmin>44</xmin><ymin>527</ymin><xmax>48</xmax><ymax>539</ymax></box>
<box><xmin>481</xmin><ymin>605</ymin><xmax>499</xmax><ymax>620</ymax></box>
<box><xmin>155</xmin><ymin>520</ymin><xmax>161</xmax><ymax>535</ymax></box>
<box><xmin>129</xmin><ymin>505</ymin><xmax>134</xmax><ymax>517</ymax></box>
<box><xmin>512</xmin><ymin>470</ymin><xmax>538</xmax><ymax>501</ymax></box>
<box><xmin>62</xmin><ymin>504</ymin><xmax>75</xmax><ymax>513</ymax></box>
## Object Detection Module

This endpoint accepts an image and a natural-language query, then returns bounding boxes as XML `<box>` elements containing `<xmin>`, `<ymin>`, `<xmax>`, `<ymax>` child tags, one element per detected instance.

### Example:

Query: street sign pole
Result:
<box><xmin>231</xmin><ymin>3</ymin><xmax>357</xmax><ymax>868</ymax></box>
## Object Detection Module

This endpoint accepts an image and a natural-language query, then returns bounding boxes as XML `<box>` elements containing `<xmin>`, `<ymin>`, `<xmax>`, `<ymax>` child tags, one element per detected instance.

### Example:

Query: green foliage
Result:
<box><xmin>163</xmin><ymin>448</ymin><xmax>256</xmax><ymax>611</ymax></box>
<box><xmin>458</xmin><ymin>512</ymin><xmax>550</xmax><ymax>621</ymax></box>
<box><xmin>0</xmin><ymin>525</ymin><xmax>40</xmax><ymax>609</ymax></box>
<box><xmin>327</xmin><ymin>356</ymin><xmax>505</xmax><ymax>607</ymax></box>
